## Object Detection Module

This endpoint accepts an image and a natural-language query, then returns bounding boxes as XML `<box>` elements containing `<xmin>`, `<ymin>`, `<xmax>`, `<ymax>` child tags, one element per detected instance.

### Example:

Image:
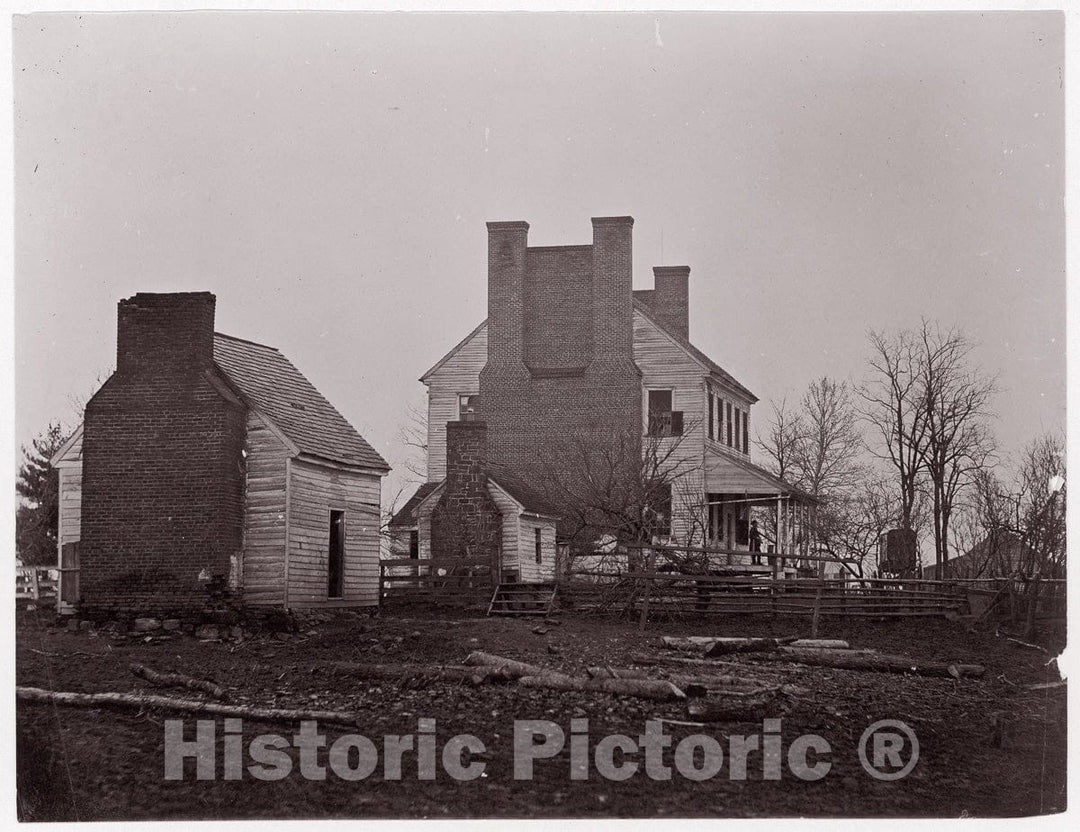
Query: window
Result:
<box><xmin>726</xmin><ymin>401</ymin><xmax>733</xmax><ymax>446</ymax></box>
<box><xmin>734</xmin><ymin>408</ymin><xmax>742</xmax><ymax>451</ymax></box>
<box><xmin>328</xmin><ymin>510</ymin><xmax>345</xmax><ymax>598</ymax></box>
<box><xmin>647</xmin><ymin>389</ymin><xmax>683</xmax><ymax>436</ymax></box>
<box><xmin>458</xmin><ymin>394</ymin><xmax>480</xmax><ymax>421</ymax></box>
<box><xmin>535</xmin><ymin>528</ymin><xmax>543</xmax><ymax>564</ymax></box>
<box><xmin>742</xmin><ymin>409</ymin><xmax>750</xmax><ymax>454</ymax></box>
<box><xmin>707</xmin><ymin>393</ymin><xmax>714</xmax><ymax>441</ymax></box>
<box><xmin>409</xmin><ymin>530</ymin><xmax>419</xmax><ymax>560</ymax></box>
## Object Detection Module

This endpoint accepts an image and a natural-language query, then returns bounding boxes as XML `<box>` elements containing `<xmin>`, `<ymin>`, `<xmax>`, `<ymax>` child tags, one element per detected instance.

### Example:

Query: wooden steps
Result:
<box><xmin>487</xmin><ymin>582</ymin><xmax>558</xmax><ymax>617</ymax></box>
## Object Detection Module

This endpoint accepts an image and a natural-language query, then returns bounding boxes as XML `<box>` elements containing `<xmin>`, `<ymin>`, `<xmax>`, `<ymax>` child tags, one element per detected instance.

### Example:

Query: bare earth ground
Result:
<box><xmin>15</xmin><ymin>605</ymin><xmax>1066</xmax><ymax>820</ymax></box>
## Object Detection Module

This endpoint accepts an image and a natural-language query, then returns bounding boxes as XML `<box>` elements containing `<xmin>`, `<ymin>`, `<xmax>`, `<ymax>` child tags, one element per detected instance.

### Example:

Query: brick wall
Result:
<box><xmin>635</xmin><ymin>266</ymin><xmax>690</xmax><ymax>340</ymax></box>
<box><xmin>430</xmin><ymin>421</ymin><xmax>502</xmax><ymax>564</ymax></box>
<box><xmin>79</xmin><ymin>292</ymin><xmax>247</xmax><ymax>611</ymax></box>
<box><xmin>479</xmin><ymin>217</ymin><xmax>643</xmax><ymax>536</ymax></box>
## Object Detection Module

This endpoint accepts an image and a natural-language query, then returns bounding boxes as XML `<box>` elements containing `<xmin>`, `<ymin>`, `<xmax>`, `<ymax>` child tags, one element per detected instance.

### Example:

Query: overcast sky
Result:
<box><xmin>13</xmin><ymin>10</ymin><xmax>1065</xmax><ymax>504</ymax></box>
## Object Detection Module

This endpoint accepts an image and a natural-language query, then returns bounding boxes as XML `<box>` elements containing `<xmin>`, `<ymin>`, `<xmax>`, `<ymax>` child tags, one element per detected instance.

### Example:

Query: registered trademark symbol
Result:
<box><xmin>858</xmin><ymin>719</ymin><xmax>919</xmax><ymax>781</ymax></box>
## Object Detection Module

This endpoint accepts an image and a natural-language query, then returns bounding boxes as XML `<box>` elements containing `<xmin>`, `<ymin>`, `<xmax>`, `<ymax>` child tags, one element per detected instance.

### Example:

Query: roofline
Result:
<box><xmin>294</xmin><ymin>452</ymin><xmax>390</xmax><ymax>475</ymax></box>
<box><xmin>419</xmin><ymin>319</ymin><xmax>488</xmax><ymax>383</ymax></box>
<box><xmin>50</xmin><ymin>424</ymin><xmax>84</xmax><ymax>466</ymax></box>
<box><xmin>632</xmin><ymin>301</ymin><xmax>758</xmax><ymax>403</ymax></box>
<box><xmin>214</xmin><ymin>331</ymin><xmax>281</xmax><ymax>352</ymax></box>
<box><xmin>487</xmin><ymin>477</ymin><xmax>561</xmax><ymax>520</ymax></box>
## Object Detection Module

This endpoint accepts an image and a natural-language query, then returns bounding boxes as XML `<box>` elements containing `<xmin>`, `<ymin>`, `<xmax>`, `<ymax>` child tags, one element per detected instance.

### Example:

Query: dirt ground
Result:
<box><xmin>15</xmin><ymin>604</ymin><xmax>1066</xmax><ymax>820</ymax></box>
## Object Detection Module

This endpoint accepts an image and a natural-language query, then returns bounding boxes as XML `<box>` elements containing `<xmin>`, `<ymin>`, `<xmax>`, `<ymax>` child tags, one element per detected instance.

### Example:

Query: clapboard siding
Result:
<box><xmin>425</xmin><ymin>324</ymin><xmax>487</xmax><ymax>481</ymax></box>
<box><xmin>487</xmin><ymin>481</ymin><xmax>520</xmax><ymax>575</ymax></box>
<box><xmin>57</xmin><ymin>466</ymin><xmax>82</xmax><ymax>553</ymax></box>
<box><xmin>241</xmin><ymin>412</ymin><xmax>288</xmax><ymax>604</ymax></box>
<box><xmin>518</xmin><ymin>518</ymin><xmax>557</xmax><ymax>582</ymax></box>
<box><xmin>287</xmin><ymin>458</ymin><xmax>381</xmax><ymax>607</ymax></box>
<box><xmin>633</xmin><ymin>310</ymin><xmax>709</xmax><ymax>545</ymax></box>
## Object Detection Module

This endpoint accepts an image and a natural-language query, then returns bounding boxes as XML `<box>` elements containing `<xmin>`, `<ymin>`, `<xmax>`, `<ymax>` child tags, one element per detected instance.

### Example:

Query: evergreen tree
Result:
<box><xmin>15</xmin><ymin>423</ymin><xmax>68</xmax><ymax>566</ymax></box>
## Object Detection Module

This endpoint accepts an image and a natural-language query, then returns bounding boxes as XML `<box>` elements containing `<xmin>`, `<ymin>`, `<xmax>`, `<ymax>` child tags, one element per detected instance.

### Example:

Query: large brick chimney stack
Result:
<box><xmin>478</xmin><ymin>217</ymin><xmax>643</xmax><ymax>540</ymax></box>
<box><xmin>79</xmin><ymin>292</ymin><xmax>247</xmax><ymax>614</ymax></box>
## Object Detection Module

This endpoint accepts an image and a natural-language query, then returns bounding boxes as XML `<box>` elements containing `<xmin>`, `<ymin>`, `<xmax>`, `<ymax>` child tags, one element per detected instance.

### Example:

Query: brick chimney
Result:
<box><xmin>649</xmin><ymin>266</ymin><xmax>690</xmax><ymax>341</ymax></box>
<box><xmin>485</xmin><ymin>221</ymin><xmax>530</xmax><ymax>368</ymax></box>
<box><xmin>116</xmin><ymin>292</ymin><xmax>217</xmax><ymax>375</ymax></box>
<box><xmin>80</xmin><ymin>291</ymin><xmax>246</xmax><ymax>614</ymax></box>
<box><xmin>430</xmin><ymin>421</ymin><xmax>502</xmax><ymax>563</ymax></box>
<box><xmin>591</xmin><ymin>216</ymin><xmax>635</xmax><ymax>360</ymax></box>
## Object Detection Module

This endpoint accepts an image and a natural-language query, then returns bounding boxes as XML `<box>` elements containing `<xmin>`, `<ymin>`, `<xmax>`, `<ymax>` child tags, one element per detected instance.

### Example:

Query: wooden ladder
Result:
<box><xmin>487</xmin><ymin>582</ymin><xmax>558</xmax><ymax>617</ymax></box>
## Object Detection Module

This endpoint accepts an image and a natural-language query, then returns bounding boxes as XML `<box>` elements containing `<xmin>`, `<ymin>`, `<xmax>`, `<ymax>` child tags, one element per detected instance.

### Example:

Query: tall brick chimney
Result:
<box><xmin>478</xmin><ymin>217</ymin><xmax>643</xmax><ymax>541</ymax></box>
<box><xmin>649</xmin><ymin>266</ymin><xmax>690</xmax><ymax>341</ymax></box>
<box><xmin>430</xmin><ymin>421</ymin><xmax>502</xmax><ymax>565</ymax></box>
<box><xmin>485</xmin><ymin>221</ymin><xmax>530</xmax><ymax>368</ymax></box>
<box><xmin>116</xmin><ymin>292</ymin><xmax>217</xmax><ymax>375</ymax></box>
<box><xmin>80</xmin><ymin>292</ymin><xmax>247</xmax><ymax>614</ymax></box>
<box><xmin>591</xmin><ymin>216</ymin><xmax>635</xmax><ymax>360</ymax></box>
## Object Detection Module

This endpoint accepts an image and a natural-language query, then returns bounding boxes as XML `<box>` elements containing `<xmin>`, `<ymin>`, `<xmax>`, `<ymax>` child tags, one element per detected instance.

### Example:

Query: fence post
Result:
<box><xmin>811</xmin><ymin>578</ymin><xmax>824</xmax><ymax>637</ymax></box>
<box><xmin>638</xmin><ymin>546</ymin><xmax>654</xmax><ymax>633</ymax></box>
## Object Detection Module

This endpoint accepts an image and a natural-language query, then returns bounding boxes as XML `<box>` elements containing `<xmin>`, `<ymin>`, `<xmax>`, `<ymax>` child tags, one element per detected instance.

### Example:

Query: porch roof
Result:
<box><xmin>704</xmin><ymin>451</ymin><xmax>817</xmax><ymax>503</ymax></box>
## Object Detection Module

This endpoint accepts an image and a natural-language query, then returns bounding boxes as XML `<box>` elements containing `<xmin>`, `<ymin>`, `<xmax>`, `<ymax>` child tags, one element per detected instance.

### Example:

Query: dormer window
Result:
<box><xmin>458</xmin><ymin>394</ymin><xmax>480</xmax><ymax>422</ymax></box>
<box><xmin>647</xmin><ymin>389</ymin><xmax>683</xmax><ymax>437</ymax></box>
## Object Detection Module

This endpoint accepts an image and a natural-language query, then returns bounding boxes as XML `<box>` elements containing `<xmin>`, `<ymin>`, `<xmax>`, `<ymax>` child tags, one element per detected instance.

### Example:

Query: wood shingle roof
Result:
<box><xmin>213</xmin><ymin>333</ymin><xmax>389</xmax><ymax>471</ymax></box>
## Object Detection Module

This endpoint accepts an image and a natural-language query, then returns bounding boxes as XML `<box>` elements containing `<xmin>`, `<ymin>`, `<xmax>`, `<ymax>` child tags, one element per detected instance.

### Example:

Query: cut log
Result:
<box><xmin>331</xmin><ymin>662</ymin><xmax>512</xmax><ymax>686</ymax></box>
<box><xmin>662</xmin><ymin>636</ymin><xmax>849</xmax><ymax>655</ymax></box>
<box><xmin>130</xmin><ymin>663</ymin><xmax>228</xmax><ymax>700</ymax></box>
<box><xmin>585</xmin><ymin>666</ymin><xmax>651</xmax><ymax>680</ymax></box>
<box><xmin>705</xmin><ymin>637</ymin><xmax>802</xmax><ymax>656</ymax></box>
<box><xmin>17</xmin><ymin>686</ymin><xmax>359</xmax><ymax>726</ymax></box>
<box><xmin>760</xmin><ymin>649</ymin><xmax>985</xmax><ymax>678</ymax></box>
<box><xmin>686</xmin><ymin>690</ymin><xmax>778</xmax><ymax>722</ymax></box>
<box><xmin>518</xmin><ymin>673</ymin><xmax>685</xmax><ymax>702</ymax></box>
<box><xmin>462</xmin><ymin>651</ymin><xmax>546</xmax><ymax>678</ymax></box>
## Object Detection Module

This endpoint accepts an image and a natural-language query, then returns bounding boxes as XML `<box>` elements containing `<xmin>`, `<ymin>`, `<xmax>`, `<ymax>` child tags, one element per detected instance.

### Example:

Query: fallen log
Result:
<box><xmin>686</xmin><ymin>690</ymin><xmax>779</xmax><ymax>722</ymax></box>
<box><xmin>17</xmin><ymin>686</ymin><xmax>360</xmax><ymax>727</ymax></box>
<box><xmin>585</xmin><ymin>666</ymin><xmax>651</xmax><ymax>680</ymax></box>
<box><xmin>130</xmin><ymin>663</ymin><xmax>228</xmax><ymax>700</ymax></box>
<box><xmin>518</xmin><ymin>674</ymin><xmax>685</xmax><ymax>702</ymax></box>
<box><xmin>758</xmin><ymin>649</ymin><xmax>985</xmax><ymax>678</ymax></box>
<box><xmin>463</xmin><ymin>651</ymin><xmax>546</xmax><ymax>678</ymax></box>
<box><xmin>332</xmin><ymin>662</ymin><xmax>512</xmax><ymax>687</ymax></box>
<box><xmin>662</xmin><ymin>636</ymin><xmax>850</xmax><ymax>655</ymax></box>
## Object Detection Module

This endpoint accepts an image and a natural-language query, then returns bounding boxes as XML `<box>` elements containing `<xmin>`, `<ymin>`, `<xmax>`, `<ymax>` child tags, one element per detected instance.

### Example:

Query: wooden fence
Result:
<box><xmin>379</xmin><ymin>558</ymin><xmax>494</xmax><ymax>607</ymax></box>
<box><xmin>559</xmin><ymin>572</ymin><xmax>972</xmax><ymax>620</ymax></box>
<box><xmin>16</xmin><ymin>566</ymin><xmax>58</xmax><ymax>603</ymax></box>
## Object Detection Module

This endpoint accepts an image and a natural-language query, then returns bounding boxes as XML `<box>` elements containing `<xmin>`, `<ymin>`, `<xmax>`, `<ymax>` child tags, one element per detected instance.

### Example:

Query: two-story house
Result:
<box><xmin>389</xmin><ymin>216</ymin><xmax>813</xmax><ymax>581</ymax></box>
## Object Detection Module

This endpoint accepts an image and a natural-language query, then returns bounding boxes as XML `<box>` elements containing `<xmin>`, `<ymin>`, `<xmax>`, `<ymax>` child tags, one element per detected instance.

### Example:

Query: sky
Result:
<box><xmin>12</xmin><ymin>10</ymin><xmax>1066</xmax><ymax>506</ymax></box>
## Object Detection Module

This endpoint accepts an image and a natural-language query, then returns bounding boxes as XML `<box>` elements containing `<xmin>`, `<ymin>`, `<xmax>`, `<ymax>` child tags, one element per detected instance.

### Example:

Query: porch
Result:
<box><xmin>701</xmin><ymin>450</ymin><xmax>820</xmax><ymax>575</ymax></box>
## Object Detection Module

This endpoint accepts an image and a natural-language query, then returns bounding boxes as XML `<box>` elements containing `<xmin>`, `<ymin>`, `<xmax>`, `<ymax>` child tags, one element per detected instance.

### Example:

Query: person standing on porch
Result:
<box><xmin>749</xmin><ymin>519</ymin><xmax>763</xmax><ymax>565</ymax></box>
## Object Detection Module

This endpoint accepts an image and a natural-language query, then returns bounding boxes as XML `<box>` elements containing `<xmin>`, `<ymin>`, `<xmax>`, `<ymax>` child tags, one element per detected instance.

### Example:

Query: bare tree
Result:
<box><xmin>860</xmin><ymin>328</ymin><xmax>931</xmax><ymax>531</ymax></box>
<box><xmin>860</xmin><ymin>322</ymin><xmax>996</xmax><ymax>570</ymax></box>
<box><xmin>1015</xmin><ymin>432</ymin><xmax>1066</xmax><ymax>579</ymax></box>
<box><xmin>755</xmin><ymin>398</ymin><xmax>804</xmax><ymax>483</ymax></box>
<box><xmin>918</xmin><ymin>321</ymin><xmax>997</xmax><ymax>569</ymax></box>
<box><xmin>538</xmin><ymin>422</ymin><xmax>700</xmax><ymax>568</ymax></box>
<box><xmin>395</xmin><ymin>401</ymin><xmax>429</xmax><ymax>483</ymax></box>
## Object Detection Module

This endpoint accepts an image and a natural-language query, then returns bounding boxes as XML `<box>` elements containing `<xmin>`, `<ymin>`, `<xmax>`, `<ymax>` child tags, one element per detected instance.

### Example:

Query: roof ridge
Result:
<box><xmin>214</xmin><ymin>331</ymin><xmax>281</xmax><ymax>352</ymax></box>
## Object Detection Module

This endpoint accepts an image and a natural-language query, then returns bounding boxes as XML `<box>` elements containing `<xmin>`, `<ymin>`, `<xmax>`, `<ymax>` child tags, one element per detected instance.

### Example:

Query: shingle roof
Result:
<box><xmin>388</xmin><ymin>470</ymin><xmax>561</xmax><ymax>527</ymax></box>
<box><xmin>387</xmin><ymin>482</ymin><xmax>442</xmax><ymax>527</ymax></box>
<box><xmin>485</xmin><ymin>463</ymin><xmax>562</xmax><ymax>518</ymax></box>
<box><xmin>213</xmin><ymin>333</ymin><xmax>389</xmax><ymax>471</ymax></box>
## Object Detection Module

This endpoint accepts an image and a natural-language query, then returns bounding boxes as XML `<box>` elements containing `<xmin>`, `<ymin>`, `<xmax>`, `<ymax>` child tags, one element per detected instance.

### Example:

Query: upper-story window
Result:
<box><xmin>647</xmin><ymin>389</ymin><xmax>683</xmax><ymax>437</ymax></box>
<box><xmin>458</xmin><ymin>394</ymin><xmax>480</xmax><ymax>421</ymax></box>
